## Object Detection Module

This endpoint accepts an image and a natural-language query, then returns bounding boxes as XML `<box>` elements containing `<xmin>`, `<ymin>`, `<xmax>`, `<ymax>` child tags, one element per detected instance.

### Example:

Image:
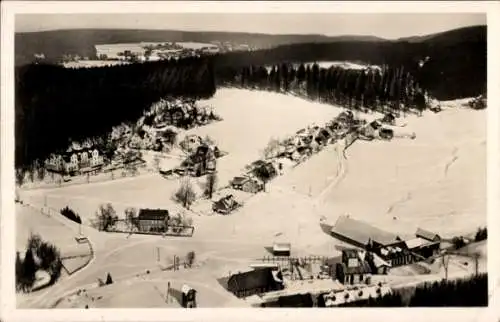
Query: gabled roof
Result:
<box><xmin>228</xmin><ymin>268</ymin><xmax>275</xmax><ymax>293</ymax></box>
<box><xmin>331</xmin><ymin>216</ymin><xmax>400</xmax><ymax>246</ymax></box>
<box><xmin>231</xmin><ymin>176</ymin><xmax>250</xmax><ymax>185</ymax></box>
<box><xmin>416</xmin><ymin>228</ymin><xmax>441</xmax><ymax>241</ymax></box>
<box><xmin>137</xmin><ymin>209</ymin><xmax>169</xmax><ymax>220</ymax></box>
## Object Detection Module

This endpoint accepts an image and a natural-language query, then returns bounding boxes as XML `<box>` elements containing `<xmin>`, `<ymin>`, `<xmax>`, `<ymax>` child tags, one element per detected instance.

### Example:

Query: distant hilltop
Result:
<box><xmin>15</xmin><ymin>25</ymin><xmax>485</xmax><ymax>67</ymax></box>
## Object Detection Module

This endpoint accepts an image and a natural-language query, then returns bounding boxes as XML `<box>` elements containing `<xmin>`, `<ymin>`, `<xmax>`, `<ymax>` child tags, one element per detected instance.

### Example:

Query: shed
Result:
<box><xmin>272</xmin><ymin>243</ymin><xmax>291</xmax><ymax>257</ymax></box>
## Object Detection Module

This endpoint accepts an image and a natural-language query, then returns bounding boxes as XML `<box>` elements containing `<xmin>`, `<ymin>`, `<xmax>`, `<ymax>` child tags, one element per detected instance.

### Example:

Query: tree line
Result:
<box><xmin>212</xmin><ymin>25</ymin><xmax>486</xmax><ymax>101</ymax></box>
<box><xmin>15</xmin><ymin>56</ymin><xmax>216</xmax><ymax>169</ymax></box>
<box><xmin>217</xmin><ymin>62</ymin><xmax>428</xmax><ymax>114</ymax></box>
<box><xmin>334</xmin><ymin>273</ymin><xmax>488</xmax><ymax>307</ymax></box>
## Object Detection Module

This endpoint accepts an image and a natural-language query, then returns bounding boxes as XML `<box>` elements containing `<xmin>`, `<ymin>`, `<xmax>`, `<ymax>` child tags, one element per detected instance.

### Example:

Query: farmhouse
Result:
<box><xmin>134</xmin><ymin>208</ymin><xmax>169</xmax><ymax>232</ymax></box>
<box><xmin>330</xmin><ymin>216</ymin><xmax>419</xmax><ymax>267</ymax></box>
<box><xmin>335</xmin><ymin>249</ymin><xmax>372</xmax><ymax>285</ymax></box>
<box><xmin>227</xmin><ymin>268</ymin><xmax>284</xmax><ymax>298</ymax></box>
<box><xmin>405</xmin><ymin>237</ymin><xmax>441</xmax><ymax>259</ymax></box>
<box><xmin>330</xmin><ymin>216</ymin><xmax>402</xmax><ymax>249</ymax></box>
<box><xmin>230</xmin><ymin>176</ymin><xmax>264</xmax><ymax>193</ymax></box>
<box><xmin>212</xmin><ymin>194</ymin><xmax>240</xmax><ymax>215</ymax></box>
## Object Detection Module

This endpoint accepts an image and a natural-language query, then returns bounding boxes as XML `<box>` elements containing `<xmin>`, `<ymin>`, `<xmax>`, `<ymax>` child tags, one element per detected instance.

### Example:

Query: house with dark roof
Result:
<box><xmin>231</xmin><ymin>176</ymin><xmax>264</xmax><ymax>193</ymax></box>
<box><xmin>134</xmin><ymin>209</ymin><xmax>169</xmax><ymax>232</ymax></box>
<box><xmin>416</xmin><ymin>228</ymin><xmax>441</xmax><ymax>242</ymax></box>
<box><xmin>335</xmin><ymin>249</ymin><xmax>372</xmax><ymax>285</ymax></box>
<box><xmin>212</xmin><ymin>194</ymin><xmax>240</xmax><ymax>215</ymax></box>
<box><xmin>330</xmin><ymin>216</ymin><xmax>402</xmax><ymax>249</ymax></box>
<box><xmin>227</xmin><ymin>268</ymin><xmax>284</xmax><ymax>298</ymax></box>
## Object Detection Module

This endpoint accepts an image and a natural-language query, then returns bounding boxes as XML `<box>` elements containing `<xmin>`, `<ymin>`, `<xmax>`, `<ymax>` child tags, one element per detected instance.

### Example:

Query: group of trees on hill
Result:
<box><xmin>217</xmin><ymin>62</ymin><xmax>428</xmax><ymax>114</ymax></box>
<box><xmin>15</xmin><ymin>56</ymin><xmax>216</xmax><ymax>168</ymax></box>
<box><xmin>16</xmin><ymin>233</ymin><xmax>63</xmax><ymax>292</ymax></box>
<box><xmin>336</xmin><ymin>273</ymin><xmax>488</xmax><ymax>307</ymax></box>
<box><xmin>211</xmin><ymin>26</ymin><xmax>485</xmax><ymax>100</ymax></box>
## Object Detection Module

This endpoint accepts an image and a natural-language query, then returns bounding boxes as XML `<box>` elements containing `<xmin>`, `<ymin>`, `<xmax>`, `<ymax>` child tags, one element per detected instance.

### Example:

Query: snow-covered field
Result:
<box><xmin>62</xmin><ymin>60</ymin><xmax>130</xmax><ymax>69</ymax></box>
<box><xmin>183</xmin><ymin>88</ymin><xmax>345</xmax><ymax>185</ymax></box>
<box><xmin>17</xmin><ymin>89</ymin><xmax>486</xmax><ymax>308</ymax></box>
<box><xmin>95</xmin><ymin>42</ymin><xmax>218</xmax><ymax>59</ymax></box>
<box><xmin>266</xmin><ymin>61</ymin><xmax>381</xmax><ymax>72</ymax></box>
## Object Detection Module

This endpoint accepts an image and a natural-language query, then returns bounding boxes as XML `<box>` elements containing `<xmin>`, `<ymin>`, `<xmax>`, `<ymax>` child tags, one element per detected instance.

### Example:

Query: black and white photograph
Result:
<box><xmin>1</xmin><ymin>1</ymin><xmax>499</xmax><ymax>320</ymax></box>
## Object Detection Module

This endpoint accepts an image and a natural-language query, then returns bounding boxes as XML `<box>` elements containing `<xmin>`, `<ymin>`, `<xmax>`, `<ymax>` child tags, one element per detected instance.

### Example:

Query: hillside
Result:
<box><xmin>213</xmin><ymin>25</ymin><xmax>486</xmax><ymax>100</ymax></box>
<box><xmin>14</xmin><ymin>28</ymin><xmax>385</xmax><ymax>66</ymax></box>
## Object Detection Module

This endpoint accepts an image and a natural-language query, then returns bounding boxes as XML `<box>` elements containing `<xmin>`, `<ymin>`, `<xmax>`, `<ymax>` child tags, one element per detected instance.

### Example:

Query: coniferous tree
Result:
<box><xmin>22</xmin><ymin>248</ymin><xmax>37</xmax><ymax>291</ymax></box>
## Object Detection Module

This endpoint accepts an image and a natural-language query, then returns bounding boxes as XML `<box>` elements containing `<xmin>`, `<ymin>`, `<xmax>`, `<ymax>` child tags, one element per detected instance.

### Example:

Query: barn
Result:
<box><xmin>330</xmin><ymin>216</ymin><xmax>402</xmax><ymax>249</ymax></box>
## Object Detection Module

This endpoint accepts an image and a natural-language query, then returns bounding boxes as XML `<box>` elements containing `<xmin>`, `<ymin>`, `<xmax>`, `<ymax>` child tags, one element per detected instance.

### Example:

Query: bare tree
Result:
<box><xmin>94</xmin><ymin>203</ymin><xmax>118</xmax><ymax>231</ymax></box>
<box><xmin>124</xmin><ymin>207</ymin><xmax>137</xmax><ymax>230</ymax></box>
<box><xmin>173</xmin><ymin>178</ymin><xmax>196</xmax><ymax>209</ymax></box>
<box><xmin>262</xmin><ymin>137</ymin><xmax>282</xmax><ymax>159</ymax></box>
<box><xmin>186</xmin><ymin>251</ymin><xmax>196</xmax><ymax>268</ymax></box>
<box><xmin>204</xmin><ymin>172</ymin><xmax>217</xmax><ymax>199</ymax></box>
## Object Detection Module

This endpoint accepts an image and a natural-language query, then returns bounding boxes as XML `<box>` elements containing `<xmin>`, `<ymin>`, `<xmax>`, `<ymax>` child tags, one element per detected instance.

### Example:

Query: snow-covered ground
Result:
<box><xmin>62</xmin><ymin>60</ymin><xmax>130</xmax><ymax>69</ymax></box>
<box><xmin>17</xmin><ymin>89</ymin><xmax>486</xmax><ymax>308</ymax></box>
<box><xmin>182</xmin><ymin>88</ymin><xmax>346</xmax><ymax>185</ymax></box>
<box><xmin>266</xmin><ymin>61</ymin><xmax>381</xmax><ymax>72</ymax></box>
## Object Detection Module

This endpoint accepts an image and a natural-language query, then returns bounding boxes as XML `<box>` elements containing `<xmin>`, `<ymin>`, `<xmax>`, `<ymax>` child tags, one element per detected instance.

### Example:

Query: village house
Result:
<box><xmin>212</xmin><ymin>194</ymin><xmax>240</xmax><ymax>215</ymax></box>
<box><xmin>330</xmin><ymin>216</ymin><xmax>414</xmax><ymax>267</ymax></box>
<box><xmin>380</xmin><ymin>113</ymin><xmax>396</xmax><ymax>125</ymax></box>
<box><xmin>227</xmin><ymin>267</ymin><xmax>285</xmax><ymax>298</ymax></box>
<box><xmin>45</xmin><ymin>142</ymin><xmax>104</xmax><ymax>175</ymax></box>
<box><xmin>230</xmin><ymin>176</ymin><xmax>264</xmax><ymax>193</ymax></box>
<box><xmin>335</xmin><ymin>249</ymin><xmax>372</xmax><ymax>285</ymax></box>
<box><xmin>133</xmin><ymin>208</ymin><xmax>169</xmax><ymax>233</ymax></box>
<box><xmin>405</xmin><ymin>236</ymin><xmax>441</xmax><ymax>259</ymax></box>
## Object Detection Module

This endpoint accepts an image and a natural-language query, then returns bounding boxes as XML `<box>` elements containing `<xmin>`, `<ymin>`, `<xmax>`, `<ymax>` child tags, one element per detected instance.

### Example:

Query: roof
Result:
<box><xmin>213</xmin><ymin>195</ymin><xmax>238</xmax><ymax>211</ymax></box>
<box><xmin>277</xmin><ymin>293</ymin><xmax>314</xmax><ymax>307</ymax></box>
<box><xmin>137</xmin><ymin>209</ymin><xmax>169</xmax><ymax>220</ymax></box>
<box><xmin>342</xmin><ymin>249</ymin><xmax>359</xmax><ymax>259</ymax></box>
<box><xmin>405</xmin><ymin>237</ymin><xmax>432</xmax><ymax>249</ymax></box>
<box><xmin>416</xmin><ymin>228</ymin><xmax>440</xmax><ymax>241</ymax></box>
<box><xmin>331</xmin><ymin>216</ymin><xmax>400</xmax><ymax>246</ymax></box>
<box><xmin>228</xmin><ymin>268</ymin><xmax>275</xmax><ymax>293</ymax></box>
<box><xmin>372</xmin><ymin>254</ymin><xmax>392</xmax><ymax>268</ymax></box>
<box><xmin>273</xmin><ymin>243</ymin><xmax>291</xmax><ymax>252</ymax></box>
<box><xmin>231</xmin><ymin>176</ymin><xmax>250</xmax><ymax>185</ymax></box>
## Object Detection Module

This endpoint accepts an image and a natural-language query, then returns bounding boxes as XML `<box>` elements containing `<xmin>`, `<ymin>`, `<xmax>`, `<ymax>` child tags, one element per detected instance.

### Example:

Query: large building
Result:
<box><xmin>330</xmin><ymin>216</ymin><xmax>441</xmax><ymax>268</ymax></box>
<box><xmin>330</xmin><ymin>216</ymin><xmax>402</xmax><ymax>249</ymax></box>
<box><xmin>133</xmin><ymin>208</ymin><xmax>169</xmax><ymax>233</ymax></box>
<box><xmin>227</xmin><ymin>267</ymin><xmax>284</xmax><ymax>298</ymax></box>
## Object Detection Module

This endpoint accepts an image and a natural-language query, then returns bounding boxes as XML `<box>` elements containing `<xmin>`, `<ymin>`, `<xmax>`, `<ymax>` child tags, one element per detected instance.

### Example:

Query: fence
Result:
<box><xmin>260</xmin><ymin>255</ymin><xmax>329</xmax><ymax>264</ymax></box>
<box><xmin>101</xmin><ymin>219</ymin><xmax>195</xmax><ymax>237</ymax></box>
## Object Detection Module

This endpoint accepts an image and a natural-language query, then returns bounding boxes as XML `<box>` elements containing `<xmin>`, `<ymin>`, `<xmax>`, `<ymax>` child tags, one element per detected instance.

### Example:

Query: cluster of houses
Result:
<box><xmin>142</xmin><ymin>98</ymin><xmax>220</xmax><ymax>131</ymax></box>
<box><xmin>222</xmin><ymin>215</ymin><xmax>445</xmax><ymax>307</ymax></box>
